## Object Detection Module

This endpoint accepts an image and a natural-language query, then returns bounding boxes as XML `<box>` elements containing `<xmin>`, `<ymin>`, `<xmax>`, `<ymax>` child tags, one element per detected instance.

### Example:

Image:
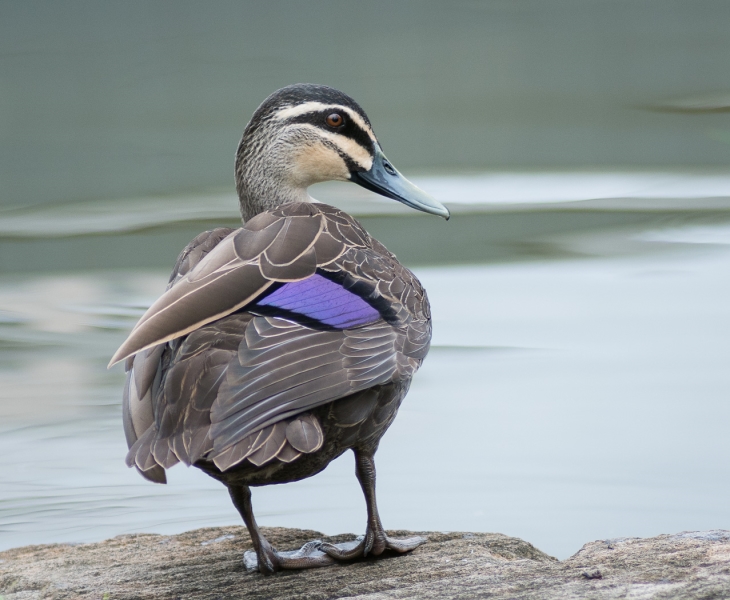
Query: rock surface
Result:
<box><xmin>1</xmin><ymin>527</ymin><xmax>729</xmax><ymax>599</ymax></box>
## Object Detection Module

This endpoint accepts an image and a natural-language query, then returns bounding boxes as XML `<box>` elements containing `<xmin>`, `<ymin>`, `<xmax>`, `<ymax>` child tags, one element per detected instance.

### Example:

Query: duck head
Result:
<box><xmin>235</xmin><ymin>83</ymin><xmax>450</xmax><ymax>221</ymax></box>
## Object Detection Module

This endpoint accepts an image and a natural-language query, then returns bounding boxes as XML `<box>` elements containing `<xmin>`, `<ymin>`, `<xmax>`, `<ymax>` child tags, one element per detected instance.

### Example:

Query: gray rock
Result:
<box><xmin>1</xmin><ymin>527</ymin><xmax>729</xmax><ymax>599</ymax></box>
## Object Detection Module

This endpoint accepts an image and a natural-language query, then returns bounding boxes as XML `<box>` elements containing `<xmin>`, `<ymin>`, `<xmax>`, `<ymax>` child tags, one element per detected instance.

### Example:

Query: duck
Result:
<box><xmin>110</xmin><ymin>83</ymin><xmax>450</xmax><ymax>574</ymax></box>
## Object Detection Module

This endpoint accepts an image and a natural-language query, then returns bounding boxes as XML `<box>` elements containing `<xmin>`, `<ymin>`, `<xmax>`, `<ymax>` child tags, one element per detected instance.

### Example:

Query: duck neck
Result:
<box><xmin>235</xmin><ymin>136</ymin><xmax>312</xmax><ymax>223</ymax></box>
<box><xmin>236</xmin><ymin>170</ymin><xmax>311</xmax><ymax>223</ymax></box>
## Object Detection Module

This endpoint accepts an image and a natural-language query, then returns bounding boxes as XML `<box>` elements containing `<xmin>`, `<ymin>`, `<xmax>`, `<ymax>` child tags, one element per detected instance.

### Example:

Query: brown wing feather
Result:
<box><xmin>169</xmin><ymin>228</ymin><xmax>237</xmax><ymax>284</ymax></box>
<box><xmin>121</xmin><ymin>227</ymin><xmax>237</xmax><ymax>483</ymax></box>
<box><xmin>124</xmin><ymin>316</ymin><xmax>247</xmax><ymax>477</ymax></box>
<box><xmin>109</xmin><ymin>205</ymin><xmax>345</xmax><ymax>366</ymax></box>
<box><xmin>207</xmin><ymin>315</ymin><xmax>417</xmax><ymax>456</ymax></box>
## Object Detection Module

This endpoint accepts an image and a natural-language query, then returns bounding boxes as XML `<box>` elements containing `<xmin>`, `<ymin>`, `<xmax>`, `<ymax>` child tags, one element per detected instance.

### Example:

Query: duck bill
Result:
<box><xmin>349</xmin><ymin>146</ymin><xmax>450</xmax><ymax>220</ymax></box>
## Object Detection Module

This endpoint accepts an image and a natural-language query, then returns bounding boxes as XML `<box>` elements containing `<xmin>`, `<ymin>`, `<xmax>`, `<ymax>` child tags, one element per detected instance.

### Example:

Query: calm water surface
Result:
<box><xmin>1</xmin><ymin>179</ymin><xmax>729</xmax><ymax>559</ymax></box>
<box><xmin>3</xmin><ymin>0</ymin><xmax>730</xmax><ymax>563</ymax></box>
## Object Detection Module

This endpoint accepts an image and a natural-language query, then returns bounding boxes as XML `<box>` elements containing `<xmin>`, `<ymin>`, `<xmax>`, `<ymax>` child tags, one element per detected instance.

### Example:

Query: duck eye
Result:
<box><xmin>326</xmin><ymin>113</ymin><xmax>344</xmax><ymax>127</ymax></box>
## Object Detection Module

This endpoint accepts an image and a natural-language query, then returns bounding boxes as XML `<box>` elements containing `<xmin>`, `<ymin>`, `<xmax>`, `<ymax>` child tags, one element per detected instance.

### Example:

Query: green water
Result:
<box><xmin>3</xmin><ymin>1</ymin><xmax>730</xmax><ymax>211</ymax></box>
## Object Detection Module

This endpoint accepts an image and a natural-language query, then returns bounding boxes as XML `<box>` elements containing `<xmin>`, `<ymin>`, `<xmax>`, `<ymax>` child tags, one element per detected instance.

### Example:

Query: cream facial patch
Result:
<box><xmin>288</xmin><ymin>124</ymin><xmax>374</xmax><ymax>171</ymax></box>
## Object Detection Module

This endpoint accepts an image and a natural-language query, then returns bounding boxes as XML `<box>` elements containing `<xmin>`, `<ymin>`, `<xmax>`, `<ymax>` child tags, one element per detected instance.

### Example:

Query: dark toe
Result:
<box><xmin>278</xmin><ymin>540</ymin><xmax>336</xmax><ymax>569</ymax></box>
<box><xmin>319</xmin><ymin>537</ymin><xmax>365</xmax><ymax>560</ymax></box>
<box><xmin>385</xmin><ymin>535</ymin><xmax>427</xmax><ymax>553</ymax></box>
<box><xmin>320</xmin><ymin>533</ymin><xmax>426</xmax><ymax>561</ymax></box>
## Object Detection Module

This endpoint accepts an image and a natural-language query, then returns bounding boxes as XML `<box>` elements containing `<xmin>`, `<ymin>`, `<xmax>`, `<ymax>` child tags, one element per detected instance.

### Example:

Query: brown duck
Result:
<box><xmin>110</xmin><ymin>83</ymin><xmax>450</xmax><ymax>574</ymax></box>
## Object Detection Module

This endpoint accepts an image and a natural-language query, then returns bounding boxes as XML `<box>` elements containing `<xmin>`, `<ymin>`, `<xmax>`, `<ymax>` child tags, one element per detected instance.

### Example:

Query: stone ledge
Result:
<box><xmin>1</xmin><ymin>527</ymin><xmax>729</xmax><ymax>599</ymax></box>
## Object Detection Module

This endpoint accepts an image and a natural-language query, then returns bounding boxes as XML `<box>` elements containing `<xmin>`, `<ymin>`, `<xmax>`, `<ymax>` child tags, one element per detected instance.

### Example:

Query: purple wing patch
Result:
<box><xmin>254</xmin><ymin>274</ymin><xmax>380</xmax><ymax>328</ymax></box>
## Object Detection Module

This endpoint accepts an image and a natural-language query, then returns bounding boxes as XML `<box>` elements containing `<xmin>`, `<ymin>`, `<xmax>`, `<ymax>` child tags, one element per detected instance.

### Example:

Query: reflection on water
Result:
<box><xmin>1</xmin><ymin>184</ymin><xmax>729</xmax><ymax>559</ymax></box>
<box><xmin>4</xmin><ymin>171</ymin><xmax>730</xmax><ymax>239</ymax></box>
<box><xmin>2</xmin><ymin>172</ymin><xmax>730</xmax><ymax>273</ymax></box>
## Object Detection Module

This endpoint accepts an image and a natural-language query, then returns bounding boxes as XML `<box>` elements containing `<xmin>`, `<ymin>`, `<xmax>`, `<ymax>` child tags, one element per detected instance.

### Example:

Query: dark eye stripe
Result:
<box><xmin>287</xmin><ymin>110</ymin><xmax>373</xmax><ymax>157</ymax></box>
<box><xmin>320</xmin><ymin>139</ymin><xmax>361</xmax><ymax>172</ymax></box>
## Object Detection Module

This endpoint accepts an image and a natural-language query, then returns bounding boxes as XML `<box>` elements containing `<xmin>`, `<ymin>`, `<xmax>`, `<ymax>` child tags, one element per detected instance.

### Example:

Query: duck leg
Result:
<box><xmin>228</xmin><ymin>484</ymin><xmax>335</xmax><ymax>574</ymax></box>
<box><xmin>319</xmin><ymin>449</ymin><xmax>426</xmax><ymax>560</ymax></box>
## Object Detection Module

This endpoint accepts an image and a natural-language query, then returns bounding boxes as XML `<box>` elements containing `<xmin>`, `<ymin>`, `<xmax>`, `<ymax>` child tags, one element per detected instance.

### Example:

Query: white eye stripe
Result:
<box><xmin>290</xmin><ymin>123</ymin><xmax>374</xmax><ymax>171</ymax></box>
<box><xmin>274</xmin><ymin>102</ymin><xmax>376</xmax><ymax>143</ymax></box>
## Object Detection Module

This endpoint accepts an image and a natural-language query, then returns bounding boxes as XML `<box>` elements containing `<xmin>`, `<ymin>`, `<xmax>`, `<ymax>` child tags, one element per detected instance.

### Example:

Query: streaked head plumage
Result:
<box><xmin>240</xmin><ymin>83</ymin><xmax>376</xmax><ymax>173</ymax></box>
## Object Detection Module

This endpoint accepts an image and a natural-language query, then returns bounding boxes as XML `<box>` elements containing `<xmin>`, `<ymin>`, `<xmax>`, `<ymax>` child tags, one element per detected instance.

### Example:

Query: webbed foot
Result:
<box><xmin>243</xmin><ymin>533</ymin><xmax>425</xmax><ymax>573</ymax></box>
<box><xmin>243</xmin><ymin>538</ymin><xmax>336</xmax><ymax>574</ymax></box>
<box><xmin>320</xmin><ymin>530</ymin><xmax>426</xmax><ymax>560</ymax></box>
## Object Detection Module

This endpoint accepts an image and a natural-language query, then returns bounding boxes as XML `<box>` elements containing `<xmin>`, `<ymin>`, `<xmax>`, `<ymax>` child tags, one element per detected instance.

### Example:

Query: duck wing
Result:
<box><xmin>121</xmin><ymin>226</ymin><xmax>235</xmax><ymax>483</ymax></box>
<box><xmin>208</xmin><ymin>315</ymin><xmax>416</xmax><ymax>456</ymax></box>
<box><xmin>117</xmin><ymin>202</ymin><xmax>432</xmax><ymax>480</ymax></box>
<box><xmin>110</xmin><ymin>203</ymin><xmax>372</xmax><ymax>366</ymax></box>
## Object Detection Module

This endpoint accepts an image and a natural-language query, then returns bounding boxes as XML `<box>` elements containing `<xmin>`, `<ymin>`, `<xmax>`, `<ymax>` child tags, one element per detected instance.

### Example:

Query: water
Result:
<box><xmin>2</xmin><ymin>0</ymin><xmax>730</xmax><ymax>561</ymax></box>
<box><xmin>4</xmin><ymin>1</ymin><xmax>730</xmax><ymax>211</ymax></box>
<box><xmin>1</xmin><ymin>178</ymin><xmax>729</xmax><ymax>559</ymax></box>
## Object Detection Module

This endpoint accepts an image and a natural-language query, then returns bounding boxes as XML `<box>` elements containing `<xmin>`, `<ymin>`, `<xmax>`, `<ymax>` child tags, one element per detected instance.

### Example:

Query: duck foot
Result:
<box><xmin>243</xmin><ymin>539</ymin><xmax>336</xmax><ymax>572</ymax></box>
<box><xmin>320</xmin><ymin>531</ymin><xmax>426</xmax><ymax>560</ymax></box>
<box><xmin>231</xmin><ymin>451</ymin><xmax>425</xmax><ymax>574</ymax></box>
<box><xmin>243</xmin><ymin>534</ymin><xmax>425</xmax><ymax>572</ymax></box>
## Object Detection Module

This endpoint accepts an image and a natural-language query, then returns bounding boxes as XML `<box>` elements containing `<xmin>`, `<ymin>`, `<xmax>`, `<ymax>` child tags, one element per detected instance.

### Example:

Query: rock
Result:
<box><xmin>1</xmin><ymin>527</ymin><xmax>729</xmax><ymax>599</ymax></box>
